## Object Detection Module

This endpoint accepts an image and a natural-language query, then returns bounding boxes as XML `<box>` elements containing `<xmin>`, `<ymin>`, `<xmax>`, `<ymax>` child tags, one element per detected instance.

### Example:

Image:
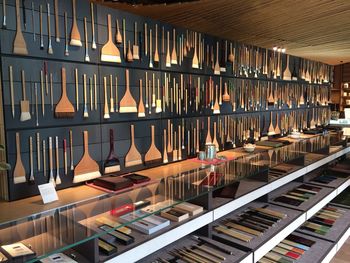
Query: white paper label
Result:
<box><xmin>38</xmin><ymin>183</ymin><xmax>58</xmax><ymax>204</ymax></box>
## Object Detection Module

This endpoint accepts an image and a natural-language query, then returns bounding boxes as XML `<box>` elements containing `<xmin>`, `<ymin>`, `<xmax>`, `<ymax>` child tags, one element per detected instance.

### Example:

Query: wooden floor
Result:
<box><xmin>331</xmin><ymin>238</ymin><xmax>350</xmax><ymax>263</ymax></box>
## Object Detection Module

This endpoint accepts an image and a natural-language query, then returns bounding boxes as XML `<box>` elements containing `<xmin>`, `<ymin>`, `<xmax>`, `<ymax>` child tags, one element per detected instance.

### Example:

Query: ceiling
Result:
<box><xmin>96</xmin><ymin>0</ymin><xmax>350</xmax><ymax>65</ymax></box>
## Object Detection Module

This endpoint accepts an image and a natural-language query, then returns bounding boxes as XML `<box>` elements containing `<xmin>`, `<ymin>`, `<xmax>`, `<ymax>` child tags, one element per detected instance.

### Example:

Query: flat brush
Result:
<box><xmin>104</xmin><ymin>129</ymin><xmax>121</xmax><ymax>174</ymax></box>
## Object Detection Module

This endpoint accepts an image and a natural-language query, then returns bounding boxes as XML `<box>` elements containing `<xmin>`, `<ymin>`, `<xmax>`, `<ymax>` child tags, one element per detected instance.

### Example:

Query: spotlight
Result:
<box><xmin>281</xmin><ymin>48</ymin><xmax>286</xmax><ymax>53</ymax></box>
<box><xmin>273</xmin><ymin>46</ymin><xmax>277</xmax><ymax>51</ymax></box>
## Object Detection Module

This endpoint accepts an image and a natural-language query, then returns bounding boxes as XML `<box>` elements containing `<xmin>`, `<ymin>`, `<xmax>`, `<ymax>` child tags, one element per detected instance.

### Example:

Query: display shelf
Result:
<box><xmin>0</xmin><ymin>134</ymin><xmax>347</xmax><ymax>263</ymax></box>
<box><xmin>297</xmin><ymin>205</ymin><xmax>350</xmax><ymax>243</ymax></box>
<box><xmin>138</xmin><ymin>234</ymin><xmax>253</xmax><ymax>263</ymax></box>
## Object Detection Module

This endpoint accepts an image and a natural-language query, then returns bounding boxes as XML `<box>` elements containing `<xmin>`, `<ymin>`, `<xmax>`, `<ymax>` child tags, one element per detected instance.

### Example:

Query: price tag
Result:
<box><xmin>38</xmin><ymin>183</ymin><xmax>58</xmax><ymax>204</ymax></box>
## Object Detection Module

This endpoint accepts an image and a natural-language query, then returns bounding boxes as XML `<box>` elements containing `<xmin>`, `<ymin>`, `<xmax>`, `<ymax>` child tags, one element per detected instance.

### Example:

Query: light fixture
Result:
<box><xmin>277</xmin><ymin>47</ymin><xmax>281</xmax><ymax>52</ymax></box>
<box><xmin>273</xmin><ymin>46</ymin><xmax>277</xmax><ymax>51</ymax></box>
<box><xmin>281</xmin><ymin>48</ymin><xmax>286</xmax><ymax>53</ymax></box>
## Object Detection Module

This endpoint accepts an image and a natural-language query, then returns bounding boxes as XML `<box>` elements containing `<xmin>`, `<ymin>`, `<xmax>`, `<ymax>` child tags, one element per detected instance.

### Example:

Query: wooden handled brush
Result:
<box><xmin>268</xmin><ymin>112</ymin><xmax>276</xmax><ymax>136</ymax></box>
<box><xmin>13</xmin><ymin>0</ymin><xmax>28</xmax><ymax>55</ymax></box>
<box><xmin>115</xmin><ymin>19</ymin><xmax>122</xmax><ymax>44</ymax></box>
<box><xmin>13</xmin><ymin>133</ymin><xmax>26</xmax><ymax>184</ymax></box>
<box><xmin>166</xmin><ymin>31</ymin><xmax>171</xmax><ymax>67</ymax></box>
<box><xmin>206</xmin><ymin>117</ymin><xmax>212</xmax><ymax>145</ymax></box>
<box><xmin>54</xmin><ymin>0</ymin><xmax>60</xmax><ymax>42</ymax></box>
<box><xmin>20</xmin><ymin>70</ymin><xmax>31</xmax><ymax>122</ymax></box>
<box><xmin>73</xmin><ymin>131</ymin><xmax>101</xmax><ymax>183</ymax></box>
<box><xmin>214</xmin><ymin>42</ymin><xmax>220</xmax><ymax>75</ymax></box>
<box><xmin>171</xmin><ymin>28</ymin><xmax>177</xmax><ymax>64</ymax></box>
<box><xmin>101</xmin><ymin>14</ymin><xmax>121</xmax><ymax>63</ymax></box>
<box><xmin>104</xmin><ymin>129</ymin><xmax>120</xmax><ymax>174</ymax></box>
<box><xmin>55</xmin><ymin>68</ymin><xmax>75</xmax><ymax>118</ymax></box>
<box><xmin>192</xmin><ymin>32</ymin><xmax>199</xmax><ymax>69</ymax></box>
<box><xmin>154</xmin><ymin>24</ymin><xmax>159</xmax><ymax>63</ymax></box>
<box><xmin>119</xmin><ymin>69</ymin><xmax>137</xmax><ymax>113</ymax></box>
<box><xmin>145</xmin><ymin>125</ymin><xmax>162</xmax><ymax>165</ymax></box>
<box><xmin>163</xmin><ymin>129</ymin><xmax>168</xmax><ymax>163</ymax></box>
<box><xmin>125</xmin><ymin>125</ymin><xmax>142</xmax><ymax>167</ymax></box>
<box><xmin>132</xmin><ymin>22</ymin><xmax>139</xmax><ymax>60</ymax></box>
<box><xmin>283</xmin><ymin>54</ymin><xmax>291</xmax><ymax>80</ymax></box>
<box><xmin>138</xmin><ymin>79</ymin><xmax>145</xmax><ymax>117</ymax></box>
<box><xmin>103</xmin><ymin>77</ymin><xmax>110</xmax><ymax>119</ymax></box>
<box><xmin>70</xmin><ymin>0</ymin><xmax>82</xmax><ymax>46</ymax></box>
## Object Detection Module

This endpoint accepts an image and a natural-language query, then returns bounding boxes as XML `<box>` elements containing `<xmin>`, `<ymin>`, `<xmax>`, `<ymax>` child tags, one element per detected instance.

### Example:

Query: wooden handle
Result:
<box><xmin>15</xmin><ymin>0</ymin><xmax>20</xmax><ymax>31</ymax></box>
<box><xmin>83</xmin><ymin>74</ymin><xmax>87</xmax><ymax>105</ymax></box>
<box><xmin>167</xmin><ymin>31</ymin><xmax>170</xmax><ymax>53</ymax></box>
<box><xmin>84</xmin><ymin>17</ymin><xmax>88</xmax><ymax>48</ymax></box>
<box><xmin>21</xmin><ymin>70</ymin><xmax>26</xmax><ymax>100</ymax></box>
<box><xmin>216</xmin><ymin>42</ymin><xmax>219</xmax><ymax>62</ymax></box>
<box><xmin>55</xmin><ymin>136</ymin><xmax>59</xmax><ymax>169</ymax></box>
<box><xmin>173</xmin><ymin>28</ymin><xmax>176</xmax><ymax>47</ymax></box>
<box><xmin>47</xmin><ymin>3</ymin><xmax>51</xmax><ymax>39</ymax></box>
<box><xmin>90</xmin><ymin>3</ymin><xmax>95</xmax><ymax>39</ymax></box>
<box><xmin>49</xmin><ymin>137</ymin><xmax>53</xmax><ymax>171</ymax></box>
<box><xmin>107</xmin><ymin>14</ymin><xmax>112</xmax><ymax>42</ymax></box>
<box><xmin>139</xmin><ymin>79</ymin><xmax>143</xmax><ymax>101</ymax></box>
<box><xmin>155</xmin><ymin>24</ymin><xmax>158</xmax><ymax>52</ymax></box>
<box><xmin>29</xmin><ymin>136</ymin><xmax>33</xmax><ymax>168</ymax></box>
<box><xmin>55</xmin><ymin>0</ymin><xmax>59</xmax><ymax>41</ymax></box>
<box><xmin>125</xmin><ymin>69</ymin><xmax>130</xmax><ymax>92</ymax></box>
<box><xmin>144</xmin><ymin>23</ymin><xmax>147</xmax><ymax>55</ymax></box>
<box><xmin>134</xmin><ymin>22</ymin><xmax>137</xmax><ymax>44</ymax></box>
<box><xmin>151</xmin><ymin>125</ymin><xmax>155</xmax><ymax>145</ymax></box>
<box><xmin>104</xmin><ymin>77</ymin><xmax>108</xmax><ymax>115</ymax></box>
<box><xmin>72</xmin><ymin>0</ymin><xmax>77</xmax><ymax>25</ymax></box>
<box><xmin>130</xmin><ymin>125</ymin><xmax>135</xmax><ymax>145</ymax></box>
<box><xmin>149</xmin><ymin>29</ymin><xmax>152</xmax><ymax>58</ymax></box>
<box><xmin>109</xmin><ymin>129</ymin><xmax>114</xmax><ymax>152</ymax></box>
<box><xmin>69</xmin><ymin>129</ymin><xmax>73</xmax><ymax>161</ymax></box>
<box><xmin>83</xmin><ymin>131</ymin><xmax>89</xmax><ymax>154</ymax></box>
<box><xmin>16</xmin><ymin>132</ymin><xmax>21</xmax><ymax>158</ymax></box>
<box><xmin>61</xmin><ymin>67</ymin><xmax>67</xmax><ymax>96</ymax></box>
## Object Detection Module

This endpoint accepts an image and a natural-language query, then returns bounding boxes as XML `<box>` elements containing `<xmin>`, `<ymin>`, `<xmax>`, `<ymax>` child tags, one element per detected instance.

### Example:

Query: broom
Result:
<box><xmin>125</xmin><ymin>125</ymin><xmax>142</xmax><ymax>167</ymax></box>
<box><xmin>104</xmin><ymin>129</ymin><xmax>120</xmax><ymax>174</ymax></box>
<box><xmin>144</xmin><ymin>125</ymin><xmax>162</xmax><ymax>165</ymax></box>
<box><xmin>101</xmin><ymin>14</ymin><xmax>121</xmax><ymax>63</ymax></box>
<box><xmin>119</xmin><ymin>69</ymin><xmax>137</xmax><ymax>113</ymax></box>
<box><xmin>73</xmin><ymin>131</ymin><xmax>101</xmax><ymax>183</ymax></box>
<box><xmin>55</xmin><ymin>67</ymin><xmax>75</xmax><ymax>118</ymax></box>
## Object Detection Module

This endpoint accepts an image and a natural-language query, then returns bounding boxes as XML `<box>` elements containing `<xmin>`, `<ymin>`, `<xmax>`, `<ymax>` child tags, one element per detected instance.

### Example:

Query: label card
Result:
<box><xmin>38</xmin><ymin>183</ymin><xmax>58</xmax><ymax>204</ymax></box>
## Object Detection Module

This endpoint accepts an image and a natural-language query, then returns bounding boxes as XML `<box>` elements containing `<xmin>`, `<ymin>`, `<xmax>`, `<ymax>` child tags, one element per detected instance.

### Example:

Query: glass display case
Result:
<box><xmin>0</xmin><ymin>132</ymin><xmax>347</xmax><ymax>263</ymax></box>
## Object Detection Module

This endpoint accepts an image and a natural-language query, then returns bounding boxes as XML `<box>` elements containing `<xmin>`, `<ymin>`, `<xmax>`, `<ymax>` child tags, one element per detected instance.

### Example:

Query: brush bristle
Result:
<box><xmin>268</xmin><ymin>131</ymin><xmax>276</xmax><ymax>136</ymax></box>
<box><xmin>214</xmin><ymin>69</ymin><xmax>220</xmax><ymax>75</ymax></box>
<box><xmin>104</xmin><ymin>113</ymin><xmax>110</xmax><ymax>119</ymax></box>
<box><xmin>20</xmin><ymin>112</ymin><xmax>31</xmax><ymax>122</ymax></box>
<box><xmin>119</xmin><ymin>106</ymin><xmax>137</xmax><ymax>113</ymax></box>
<box><xmin>213</xmin><ymin>109</ymin><xmax>220</xmax><ymax>114</ymax></box>
<box><xmin>73</xmin><ymin>171</ymin><xmax>101</xmax><ymax>183</ymax></box>
<box><xmin>138</xmin><ymin>112</ymin><xmax>146</xmax><ymax>117</ymax></box>
<box><xmin>13</xmin><ymin>176</ymin><xmax>26</xmax><ymax>184</ymax></box>
<box><xmin>55</xmin><ymin>176</ymin><xmax>62</xmax><ymax>185</ymax></box>
<box><xmin>125</xmin><ymin>159</ymin><xmax>142</xmax><ymax>167</ymax></box>
<box><xmin>104</xmin><ymin>165</ymin><xmax>121</xmax><ymax>174</ymax></box>
<box><xmin>101</xmin><ymin>54</ymin><xmax>121</xmax><ymax>63</ymax></box>
<box><xmin>13</xmin><ymin>46</ymin><xmax>28</xmax><ymax>55</ymax></box>
<box><xmin>70</xmin><ymin>39</ymin><xmax>82</xmax><ymax>47</ymax></box>
<box><xmin>144</xmin><ymin>158</ymin><xmax>162</xmax><ymax>165</ymax></box>
<box><xmin>55</xmin><ymin>111</ymin><xmax>75</xmax><ymax>118</ymax></box>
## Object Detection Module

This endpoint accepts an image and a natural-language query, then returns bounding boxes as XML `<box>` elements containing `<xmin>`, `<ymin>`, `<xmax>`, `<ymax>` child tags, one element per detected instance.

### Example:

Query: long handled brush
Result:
<box><xmin>104</xmin><ymin>129</ymin><xmax>121</xmax><ymax>174</ymax></box>
<box><xmin>69</xmin><ymin>0</ymin><xmax>82</xmax><ymax>46</ymax></box>
<box><xmin>145</xmin><ymin>125</ymin><xmax>162</xmax><ymax>165</ymax></box>
<box><xmin>125</xmin><ymin>125</ymin><xmax>142</xmax><ymax>167</ymax></box>
<box><xmin>73</xmin><ymin>131</ymin><xmax>101</xmax><ymax>183</ymax></box>
<box><xmin>55</xmin><ymin>67</ymin><xmax>75</xmax><ymax>118</ymax></box>
<box><xmin>13</xmin><ymin>132</ymin><xmax>26</xmax><ymax>184</ymax></box>
<box><xmin>119</xmin><ymin>69</ymin><xmax>137</xmax><ymax>113</ymax></box>
<box><xmin>20</xmin><ymin>70</ymin><xmax>31</xmax><ymax>122</ymax></box>
<box><xmin>101</xmin><ymin>14</ymin><xmax>121</xmax><ymax>63</ymax></box>
<box><xmin>13</xmin><ymin>0</ymin><xmax>28</xmax><ymax>55</ymax></box>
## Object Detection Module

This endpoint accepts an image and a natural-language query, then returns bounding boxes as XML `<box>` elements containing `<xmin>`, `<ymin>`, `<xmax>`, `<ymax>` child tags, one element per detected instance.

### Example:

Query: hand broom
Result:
<box><xmin>125</xmin><ymin>125</ymin><xmax>142</xmax><ymax>167</ymax></box>
<box><xmin>144</xmin><ymin>125</ymin><xmax>162</xmax><ymax>165</ymax></box>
